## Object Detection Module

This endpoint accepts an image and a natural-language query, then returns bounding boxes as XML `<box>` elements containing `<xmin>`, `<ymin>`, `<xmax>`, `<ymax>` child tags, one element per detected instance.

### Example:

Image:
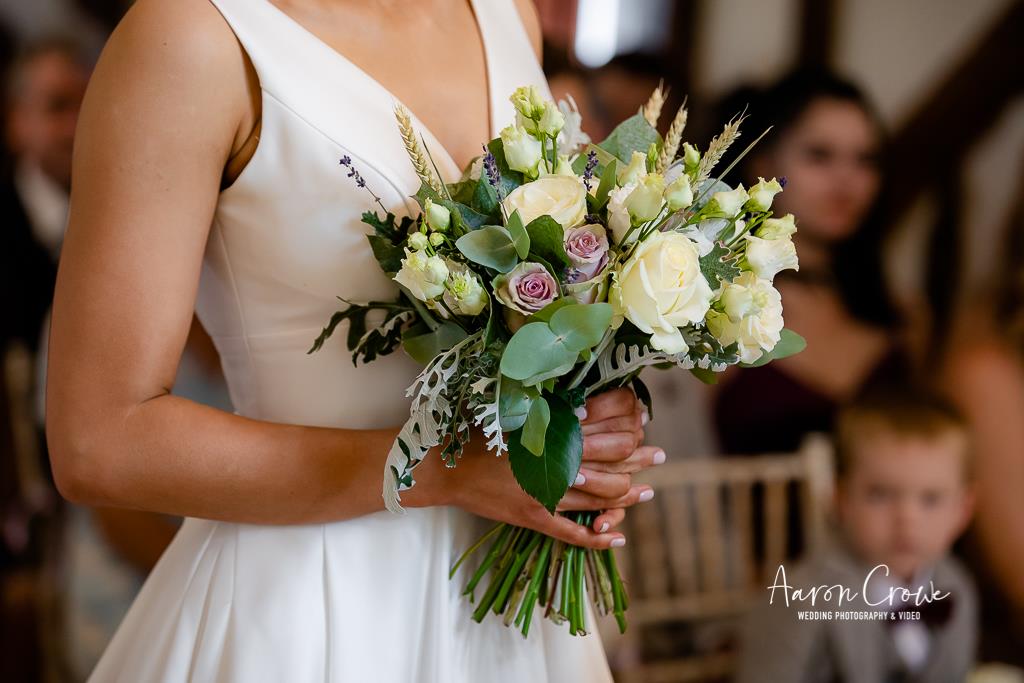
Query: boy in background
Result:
<box><xmin>736</xmin><ymin>386</ymin><xmax>978</xmax><ymax>683</ymax></box>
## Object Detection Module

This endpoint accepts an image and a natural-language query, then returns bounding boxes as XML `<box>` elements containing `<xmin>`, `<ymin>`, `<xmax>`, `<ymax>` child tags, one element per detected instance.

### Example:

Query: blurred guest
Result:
<box><xmin>940</xmin><ymin>179</ymin><xmax>1024</xmax><ymax>662</ymax></box>
<box><xmin>712</xmin><ymin>70</ymin><xmax>906</xmax><ymax>455</ymax></box>
<box><xmin>736</xmin><ymin>386</ymin><xmax>977</xmax><ymax>683</ymax></box>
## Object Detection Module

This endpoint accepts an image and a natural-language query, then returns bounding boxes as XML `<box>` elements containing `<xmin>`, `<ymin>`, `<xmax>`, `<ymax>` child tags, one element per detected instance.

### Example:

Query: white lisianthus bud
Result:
<box><xmin>424</xmin><ymin>198</ymin><xmax>451</xmax><ymax>232</ymax></box>
<box><xmin>500</xmin><ymin>125</ymin><xmax>543</xmax><ymax>179</ymax></box>
<box><xmin>706</xmin><ymin>272</ymin><xmax>784</xmax><ymax>363</ymax></box>
<box><xmin>408</xmin><ymin>232</ymin><xmax>429</xmax><ymax>251</ymax></box>
<box><xmin>682</xmin><ymin>143</ymin><xmax>700</xmax><ymax>174</ymax></box>
<box><xmin>394</xmin><ymin>249</ymin><xmax>448</xmax><ymax>301</ymax></box>
<box><xmin>746</xmin><ymin>177</ymin><xmax>784</xmax><ymax>212</ymax></box>
<box><xmin>554</xmin><ymin>155</ymin><xmax>575</xmax><ymax>176</ymax></box>
<box><xmin>444</xmin><ymin>268</ymin><xmax>489</xmax><ymax>316</ymax></box>
<box><xmin>607</xmin><ymin>181</ymin><xmax>637</xmax><ymax>245</ymax></box>
<box><xmin>744</xmin><ymin>234</ymin><xmax>799</xmax><ymax>282</ymax></box>
<box><xmin>705</xmin><ymin>185</ymin><xmax>749</xmax><ymax>217</ymax></box>
<box><xmin>510</xmin><ymin>85</ymin><xmax>546</xmax><ymax>122</ymax></box>
<box><xmin>537</xmin><ymin>102</ymin><xmax>565</xmax><ymax>136</ymax></box>
<box><xmin>625</xmin><ymin>174</ymin><xmax>666</xmax><ymax>224</ymax></box>
<box><xmin>755</xmin><ymin>213</ymin><xmax>797</xmax><ymax>240</ymax></box>
<box><xmin>618</xmin><ymin>150</ymin><xmax>649</xmax><ymax>186</ymax></box>
<box><xmin>429</xmin><ymin>232</ymin><xmax>445</xmax><ymax>247</ymax></box>
<box><xmin>664</xmin><ymin>174</ymin><xmax>694</xmax><ymax>211</ymax></box>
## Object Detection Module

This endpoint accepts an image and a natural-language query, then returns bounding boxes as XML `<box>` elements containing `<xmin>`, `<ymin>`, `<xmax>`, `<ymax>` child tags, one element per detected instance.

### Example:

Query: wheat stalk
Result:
<box><xmin>656</xmin><ymin>101</ymin><xmax>688</xmax><ymax>174</ymax></box>
<box><xmin>642</xmin><ymin>80</ymin><xmax>666</xmax><ymax>128</ymax></box>
<box><xmin>695</xmin><ymin>113</ymin><xmax>746</xmax><ymax>185</ymax></box>
<box><xmin>394</xmin><ymin>103</ymin><xmax>446</xmax><ymax>196</ymax></box>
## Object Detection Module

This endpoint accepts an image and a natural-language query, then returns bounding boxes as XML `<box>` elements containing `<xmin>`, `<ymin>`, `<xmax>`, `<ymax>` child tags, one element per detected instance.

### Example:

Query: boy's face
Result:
<box><xmin>837</xmin><ymin>430</ymin><xmax>973</xmax><ymax>581</ymax></box>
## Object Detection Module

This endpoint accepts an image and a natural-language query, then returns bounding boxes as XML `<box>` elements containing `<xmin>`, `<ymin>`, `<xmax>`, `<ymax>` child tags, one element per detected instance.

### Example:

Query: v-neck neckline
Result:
<box><xmin>262</xmin><ymin>0</ymin><xmax>495</xmax><ymax>176</ymax></box>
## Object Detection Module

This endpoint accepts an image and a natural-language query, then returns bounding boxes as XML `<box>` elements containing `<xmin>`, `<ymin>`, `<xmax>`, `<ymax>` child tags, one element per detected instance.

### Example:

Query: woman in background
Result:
<box><xmin>712</xmin><ymin>70</ymin><xmax>907</xmax><ymax>455</ymax></box>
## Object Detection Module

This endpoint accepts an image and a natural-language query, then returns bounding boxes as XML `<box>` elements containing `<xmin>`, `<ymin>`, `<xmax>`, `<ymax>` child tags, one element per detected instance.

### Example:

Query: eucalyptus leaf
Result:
<box><xmin>741</xmin><ymin>328</ymin><xmax>807</xmax><ymax>367</ymax></box>
<box><xmin>521</xmin><ymin>396</ymin><xmax>551</xmax><ymax>456</ymax></box>
<box><xmin>507</xmin><ymin>210</ymin><xmax>530</xmax><ymax>259</ymax></box>
<box><xmin>597</xmin><ymin>113</ymin><xmax>662</xmax><ymax>164</ymax></box>
<box><xmin>529</xmin><ymin>297</ymin><xmax>575</xmax><ymax>324</ymax></box>
<box><xmin>500</xmin><ymin>322</ymin><xmax>579</xmax><ymax>381</ymax></box>
<box><xmin>525</xmin><ymin>216</ymin><xmax>571</xmax><ymax>268</ymax></box>
<box><xmin>508</xmin><ymin>393</ymin><xmax>583</xmax><ymax>513</ymax></box>
<box><xmin>593</xmin><ymin>159</ymin><xmax>618</xmax><ymax>210</ymax></box>
<box><xmin>520</xmin><ymin>360</ymin><xmax>578</xmax><ymax>388</ymax></box>
<box><xmin>456</xmin><ymin>225</ymin><xmax>519</xmax><ymax>272</ymax></box>
<box><xmin>499</xmin><ymin>379</ymin><xmax>535</xmax><ymax>431</ymax></box>
<box><xmin>402</xmin><ymin>322</ymin><xmax>468</xmax><ymax>365</ymax></box>
<box><xmin>549</xmin><ymin>303</ymin><xmax>613</xmax><ymax>352</ymax></box>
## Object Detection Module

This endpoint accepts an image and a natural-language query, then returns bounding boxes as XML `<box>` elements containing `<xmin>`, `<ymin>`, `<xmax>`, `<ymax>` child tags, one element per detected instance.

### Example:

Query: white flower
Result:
<box><xmin>705</xmin><ymin>185</ymin><xmax>749</xmax><ymax>217</ymax></box>
<box><xmin>746</xmin><ymin>177</ymin><xmax>784</xmax><ymax>212</ymax></box>
<box><xmin>502</xmin><ymin>175</ymin><xmax>587</xmax><ymax>230</ymax></box>
<box><xmin>755</xmin><ymin>213</ymin><xmax>797</xmax><ymax>240</ymax></box>
<box><xmin>408</xmin><ymin>232</ymin><xmax>429</xmax><ymax>251</ymax></box>
<box><xmin>682</xmin><ymin>142</ymin><xmax>700</xmax><ymax>174</ymax></box>
<box><xmin>510</xmin><ymin>85</ymin><xmax>546</xmax><ymax>122</ymax></box>
<box><xmin>706</xmin><ymin>272</ymin><xmax>783</xmax><ymax>363</ymax></box>
<box><xmin>744</xmin><ymin>234</ymin><xmax>799</xmax><ymax>282</ymax></box>
<box><xmin>607</xmin><ymin>181</ymin><xmax>637</xmax><ymax>245</ymax></box>
<box><xmin>556</xmin><ymin>95</ymin><xmax>591</xmax><ymax>155</ymax></box>
<box><xmin>424</xmin><ymin>198</ymin><xmax>451</xmax><ymax>232</ymax></box>
<box><xmin>554</xmin><ymin>155</ymin><xmax>575</xmax><ymax>177</ymax></box>
<box><xmin>444</xmin><ymin>266</ymin><xmax>489</xmax><ymax>316</ymax></box>
<box><xmin>429</xmin><ymin>232</ymin><xmax>445</xmax><ymax>247</ymax></box>
<box><xmin>625</xmin><ymin>173</ymin><xmax>665</xmax><ymax>224</ymax></box>
<box><xmin>617</xmin><ymin>150</ymin><xmax>648</xmax><ymax>186</ymax></box>
<box><xmin>536</xmin><ymin>103</ymin><xmax>565</xmax><ymax>137</ymax></box>
<box><xmin>610</xmin><ymin>231</ymin><xmax>713</xmax><ymax>354</ymax></box>
<box><xmin>664</xmin><ymin>174</ymin><xmax>693</xmax><ymax>211</ymax></box>
<box><xmin>500</xmin><ymin>125</ymin><xmax>543</xmax><ymax>179</ymax></box>
<box><xmin>394</xmin><ymin>248</ymin><xmax>448</xmax><ymax>301</ymax></box>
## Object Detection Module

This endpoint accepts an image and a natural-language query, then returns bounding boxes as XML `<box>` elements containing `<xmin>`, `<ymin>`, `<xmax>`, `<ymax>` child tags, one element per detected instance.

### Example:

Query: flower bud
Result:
<box><xmin>682</xmin><ymin>143</ymin><xmax>700</xmax><ymax>174</ymax></box>
<box><xmin>500</xmin><ymin>125</ymin><xmax>543</xmax><ymax>179</ymax></box>
<box><xmin>424</xmin><ymin>198</ymin><xmax>451</xmax><ymax>233</ymax></box>
<box><xmin>510</xmin><ymin>85</ymin><xmax>546</xmax><ymax>121</ymax></box>
<box><xmin>705</xmin><ymin>185</ymin><xmax>749</xmax><ymax>217</ymax></box>
<box><xmin>625</xmin><ymin>174</ymin><xmax>665</xmax><ymax>224</ymax></box>
<box><xmin>664</xmin><ymin>174</ymin><xmax>693</xmax><ymax>211</ymax></box>
<box><xmin>429</xmin><ymin>231</ymin><xmax>445</xmax><ymax>247</ymax></box>
<box><xmin>394</xmin><ymin>249</ymin><xmax>448</xmax><ymax>301</ymax></box>
<box><xmin>618</xmin><ymin>150</ymin><xmax>648</xmax><ymax>186</ymax></box>
<box><xmin>746</xmin><ymin>177</ymin><xmax>784</xmax><ymax>212</ymax></box>
<box><xmin>554</xmin><ymin>154</ymin><xmax>575</xmax><ymax>177</ymax></box>
<box><xmin>755</xmin><ymin>213</ymin><xmax>797</xmax><ymax>240</ymax></box>
<box><xmin>408</xmin><ymin>232</ymin><xmax>429</xmax><ymax>251</ymax></box>
<box><xmin>537</xmin><ymin>102</ymin><xmax>565</xmax><ymax>136</ymax></box>
<box><xmin>744</xmin><ymin>235</ymin><xmax>799</xmax><ymax>282</ymax></box>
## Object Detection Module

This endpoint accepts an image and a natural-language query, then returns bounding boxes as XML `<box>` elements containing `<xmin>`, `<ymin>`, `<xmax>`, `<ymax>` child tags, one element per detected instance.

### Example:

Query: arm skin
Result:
<box><xmin>45</xmin><ymin>0</ymin><xmax>660</xmax><ymax>549</ymax></box>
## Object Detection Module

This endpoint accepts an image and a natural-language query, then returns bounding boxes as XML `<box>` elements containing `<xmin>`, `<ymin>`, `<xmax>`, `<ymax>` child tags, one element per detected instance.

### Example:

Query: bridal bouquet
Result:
<box><xmin>310</xmin><ymin>85</ymin><xmax>804</xmax><ymax>637</ymax></box>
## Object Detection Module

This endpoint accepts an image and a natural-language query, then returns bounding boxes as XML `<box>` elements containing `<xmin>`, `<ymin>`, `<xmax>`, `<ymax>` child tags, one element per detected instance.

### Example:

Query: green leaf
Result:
<box><xmin>402</xmin><ymin>322</ymin><xmax>468</xmax><ymax>364</ymax></box>
<box><xmin>571</xmin><ymin>143</ymin><xmax>618</xmax><ymax>175</ymax></box>
<box><xmin>521</xmin><ymin>396</ymin><xmax>551</xmax><ymax>456</ymax></box>
<box><xmin>699</xmin><ymin>241</ymin><xmax>742</xmax><ymax>288</ymax></box>
<box><xmin>360</xmin><ymin>211</ymin><xmax>413</xmax><ymax>244</ymax></box>
<box><xmin>597</xmin><ymin>113</ymin><xmax>662</xmax><ymax>164</ymax></box>
<box><xmin>486</xmin><ymin>138</ymin><xmax>525</xmax><ymax>196</ymax></box>
<box><xmin>471</xmin><ymin>176</ymin><xmax>501</xmax><ymax>218</ymax></box>
<box><xmin>689</xmin><ymin>367</ymin><xmax>719</xmax><ymax>384</ymax></box>
<box><xmin>500</xmin><ymin>322</ymin><xmax>579</xmax><ymax>381</ymax></box>
<box><xmin>499</xmin><ymin>379</ymin><xmax>535</xmax><ymax>431</ymax></box>
<box><xmin>520</xmin><ymin>360</ymin><xmax>577</xmax><ymax>388</ymax></box>
<box><xmin>448</xmin><ymin>180</ymin><xmax>477</xmax><ymax>205</ymax></box>
<box><xmin>456</xmin><ymin>225</ymin><xmax>519</xmax><ymax>272</ymax></box>
<box><xmin>593</xmin><ymin>159</ymin><xmax>618</xmax><ymax>210</ymax></box>
<box><xmin>525</xmin><ymin>215</ymin><xmax>571</xmax><ymax>268</ymax></box>
<box><xmin>742</xmin><ymin>329</ymin><xmax>807</xmax><ymax>368</ymax></box>
<box><xmin>529</xmin><ymin>297</ymin><xmax>575</xmax><ymax>324</ymax></box>
<box><xmin>508</xmin><ymin>393</ymin><xmax>583</xmax><ymax>512</ymax></box>
<box><xmin>366</xmin><ymin>234</ymin><xmax>404</xmax><ymax>275</ymax></box>
<box><xmin>444</xmin><ymin>199</ymin><xmax>488</xmax><ymax>232</ymax></box>
<box><xmin>507</xmin><ymin>210</ymin><xmax>530</xmax><ymax>259</ymax></box>
<box><xmin>549</xmin><ymin>303</ymin><xmax>613</xmax><ymax>352</ymax></box>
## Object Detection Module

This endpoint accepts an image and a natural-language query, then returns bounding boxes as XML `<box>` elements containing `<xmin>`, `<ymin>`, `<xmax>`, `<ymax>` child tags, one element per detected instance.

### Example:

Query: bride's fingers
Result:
<box><xmin>579</xmin><ymin>388</ymin><xmax>635</xmax><ymax>424</ymax></box>
<box><xmin>592</xmin><ymin>507</ymin><xmax>625</xmax><ymax>533</ymax></box>
<box><xmin>582</xmin><ymin>431</ymin><xmax>643</xmax><ymax>463</ymax></box>
<box><xmin>572</xmin><ymin>468</ymin><xmax>630</xmax><ymax>500</ymax></box>
<box><xmin>529</xmin><ymin>509</ymin><xmax>626</xmax><ymax>549</ymax></box>
<box><xmin>557</xmin><ymin>484</ymin><xmax>654</xmax><ymax>512</ymax></box>
<box><xmin>579</xmin><ymin>446</ymin><xmax>666</xmax><ymax>475</ymax></box>
<box><xmin>581</xmin><ymin>410</ymin><xmax>644</xmax><ymax>436</ymax></box>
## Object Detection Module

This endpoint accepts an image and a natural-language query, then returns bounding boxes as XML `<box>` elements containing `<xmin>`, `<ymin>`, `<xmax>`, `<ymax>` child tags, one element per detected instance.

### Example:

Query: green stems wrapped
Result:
<box><xmin>453</xmin><ymin>512</ymin><xmax>628</xmax><ymax>638</ymax></box>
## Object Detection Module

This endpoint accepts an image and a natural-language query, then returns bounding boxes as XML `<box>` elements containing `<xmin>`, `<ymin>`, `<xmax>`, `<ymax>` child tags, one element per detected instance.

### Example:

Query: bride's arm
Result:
<box><xmin>46</xmin><ymin>0</ymin><xmax>655</xmax><ymax>546</ymax></box>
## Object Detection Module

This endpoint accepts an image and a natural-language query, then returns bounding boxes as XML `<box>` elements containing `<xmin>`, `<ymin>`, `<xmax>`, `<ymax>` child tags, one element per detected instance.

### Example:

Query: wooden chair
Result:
<box><xmin>611</xmin><ymin>435</ymin><xmax>835</xmax><ymax>683</ymax></box>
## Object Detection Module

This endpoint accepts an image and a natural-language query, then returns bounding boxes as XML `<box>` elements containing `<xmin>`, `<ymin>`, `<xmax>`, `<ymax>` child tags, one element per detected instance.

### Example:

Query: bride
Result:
<box><xmin>45</xmin><ymin>0</ymin><xmax>665</xmax><ymax>680</ymax></box>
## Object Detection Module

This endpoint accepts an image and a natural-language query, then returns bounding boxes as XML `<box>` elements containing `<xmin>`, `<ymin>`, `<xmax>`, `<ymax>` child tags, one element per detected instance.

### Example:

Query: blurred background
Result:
<box><xmin>0</xmin><ymin>0</ymin><xmax>1020</xmax><ymax>681</ymax></box>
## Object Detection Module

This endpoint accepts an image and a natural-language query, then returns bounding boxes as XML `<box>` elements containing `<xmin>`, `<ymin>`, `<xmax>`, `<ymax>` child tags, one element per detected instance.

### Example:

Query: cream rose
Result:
<box><xmin>706</xmin><ymin>272</ymin><xmax>783</xmax><ymax>363</ymax></box>
<box><xmin>610</xmin><ymin>231</ymin><xmax>713</xmax><ymax>354</ymax></box>
<box><xmin>502</xmin><ymin>175</ymin><xmax>587</xmax><ymax>230</ymax></box>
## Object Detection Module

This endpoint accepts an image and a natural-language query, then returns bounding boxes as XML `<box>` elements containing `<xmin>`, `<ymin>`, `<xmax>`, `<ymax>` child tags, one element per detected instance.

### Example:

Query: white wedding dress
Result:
<box><xmin>88</xmin><ymin>1</ymin><xmax>613</xmax><ymax>681</ymax></box>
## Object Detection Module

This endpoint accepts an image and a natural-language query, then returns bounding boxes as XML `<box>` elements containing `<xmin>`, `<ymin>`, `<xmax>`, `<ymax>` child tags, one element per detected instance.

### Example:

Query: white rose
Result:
<box><xmin>705</xmin><ymin>185</ymin><xmax>749</xmax><ymax>217</ymax></box>
<box><xmin>500</xmin><ymin>125</ymin><xmax>543</xmax><ymax>179</ymax></box>
<box><xmin>610</xmin><ymin>231</ymin><xmax>713</xmax><ymax>354</ymax></box>
<box><xmin>706</xmin><ymin>272</ymin><xmax>783</xmax><ymax>363</ymax></box>
<box><xmin>744</xmin><ymin>234</ymin><xmax>799</xmax><ymax>281</ymax></box>
<box><xmin>746</xmin><ymin>177</ymin><xmax>783</xmax><ymax>212</ymax></box>
<box><xmin>502</xmin><ymin>175</ymin><xmax>587</xmax><ymax>230</ymax></box>
<box><xmin>607</xmin><ymin>181</ymin><xmax>637</xmax><ymax>245</ymax></box>
<box><xmin>394</xmin><ymin>249</ymin><xmax>448</xmax><ymax>301</ymax></box>
<box><xmin>755</xmin><ymin>213</ymin><xmax>797</xmax><ymax>240</ymax></box>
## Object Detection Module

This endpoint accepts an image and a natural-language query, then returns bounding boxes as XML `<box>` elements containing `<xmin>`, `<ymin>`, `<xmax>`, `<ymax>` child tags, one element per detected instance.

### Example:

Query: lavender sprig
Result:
<box><xmin>482</xmin><ymin>145</ymin><xmax>502</xmax><ymax>197</ymax></box>
<box><xmin>340</xmin><ymin>155</ymin><xmax>387</xmax><ymax>213</ymax></box>
<box><xmin>582</xmin><ymin>150</ymin><xmax>598</xmax><ymax>190</ymax></box>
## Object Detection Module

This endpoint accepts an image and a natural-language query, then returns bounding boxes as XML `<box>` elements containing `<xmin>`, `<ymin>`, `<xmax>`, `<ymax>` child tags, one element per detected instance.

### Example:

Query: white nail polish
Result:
<box><xmin>652</xmin><ymin>450</ymin><xmax>666</xmax><ymax>465</ymax></box>
<box><xmin>574</xmin><ymin>406</ymin><xmax>588</xmax><ymax>420</ymax></box>
<box><xmin>639</xmin><ymin>489</ymin><xmax>655</xmax><ymax>502</ymax></box>
<box><xmin>611</xmin><ymin>537</ymin><xmax>626</xmax><ymax>548</ymax></box>
<box><xmin>574</xmin><ymin>472</ymin><xmax>586</xmax><ymax>487</ymax></box>
<box><xmin>641</xmin><ymin>410</ymin><xmax>650</xmax><ymax>426</ymax></box>
<box><xmin>599</xmin><ymin>522</ymin><xmax>610</xmax><ymax>533</ymax></box>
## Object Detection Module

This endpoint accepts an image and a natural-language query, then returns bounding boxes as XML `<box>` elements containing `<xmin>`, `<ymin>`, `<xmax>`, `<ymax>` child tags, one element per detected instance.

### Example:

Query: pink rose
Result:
<box><xmin>564</xmin><ymin>223</ymin><xmax>609</xmax><ymax>283</ymax></box>
<box><xmin>495</xmin><ymin>262</ymin><xmax>559</xmax><ymax>315</ymax></box>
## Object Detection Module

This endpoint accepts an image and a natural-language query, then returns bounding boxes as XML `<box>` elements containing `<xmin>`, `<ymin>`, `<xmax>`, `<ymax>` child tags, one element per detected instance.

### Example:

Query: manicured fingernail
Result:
<box><xmin>639</xmin><ymin>489</ymin><xmax>655</xmax><ymax>502</ymax></box>
<box><xmin>652</xmin><ymin>450</ymin><xmax>666</xmax><ymax>465</ymax></box>
<box><xmin>642</xmin><ymin>410</ymin><xmax>650</xmax><ymax>426</ymax></box>
<box><xmin>574</xmin><ymin>472</ymin><xmax>586</xmax><ymax>486</ymax></box>
<box><xmin>574</xmin><ymin>406</ymin><xmax>588</xmax><ymax>420</ymax></box>
<box><xmin>611</xmin><ymin>537</ymin><xmax>626</xmax><ymax>548</ymax></box>
<box><xmin>599</xmin><ymin>522</ymin><xmax>610</xmax><ymax>533</ymax></box>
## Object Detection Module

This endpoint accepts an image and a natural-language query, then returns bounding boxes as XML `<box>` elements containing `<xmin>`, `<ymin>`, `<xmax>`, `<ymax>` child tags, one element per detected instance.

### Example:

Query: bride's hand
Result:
<box><xmin>411</xmin><ymin>388</ymin><xmax>662</xmax><ymax>550</ymax></box>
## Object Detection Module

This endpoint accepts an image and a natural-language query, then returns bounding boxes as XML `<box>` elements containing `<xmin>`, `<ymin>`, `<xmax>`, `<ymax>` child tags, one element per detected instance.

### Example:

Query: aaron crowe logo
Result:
<box><xmin>765</xmin><ymin>564</ymin><xmax>952</xmax><ymax>622</ymax></box>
